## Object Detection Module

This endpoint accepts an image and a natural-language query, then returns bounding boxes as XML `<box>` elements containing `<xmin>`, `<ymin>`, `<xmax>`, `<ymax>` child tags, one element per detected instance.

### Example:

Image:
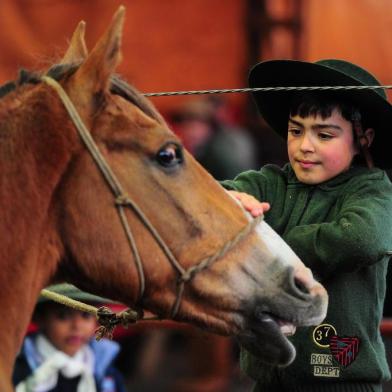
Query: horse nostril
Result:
<box><xmin>294</xmin><ymin>277</ymin><xmax>310</xmax><ymax>295</ymax></box>
<box><xmin>285</xmin><ymin>267</ymin><xmax>312</xmax><ymax>299</ymax></box>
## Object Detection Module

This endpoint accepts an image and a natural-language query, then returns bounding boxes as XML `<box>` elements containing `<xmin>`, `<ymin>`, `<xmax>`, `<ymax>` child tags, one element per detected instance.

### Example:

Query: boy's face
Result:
<box><xmin>37</xmin><ymin>305</ymin><xmax>97</xmax><ymax>356</ymax></box>
<box><xmin>287</xmin><ymin>108</ymin><xmax>358</xmax><ymax>184</ymax></box>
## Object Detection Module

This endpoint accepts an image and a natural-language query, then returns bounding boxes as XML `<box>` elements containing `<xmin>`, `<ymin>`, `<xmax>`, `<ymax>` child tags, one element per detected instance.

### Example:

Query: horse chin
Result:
<box><xmin>237</xmin><ymin>312</ymin><xmax>297</xmax><ymax>367</ymax></box>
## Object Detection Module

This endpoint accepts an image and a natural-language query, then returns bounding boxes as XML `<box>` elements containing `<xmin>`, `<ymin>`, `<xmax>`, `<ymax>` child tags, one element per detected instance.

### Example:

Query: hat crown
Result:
<box><xmin>316</xmin><ymin>59</ymin><xmax>386</xmax><ymax>99</ymax></box>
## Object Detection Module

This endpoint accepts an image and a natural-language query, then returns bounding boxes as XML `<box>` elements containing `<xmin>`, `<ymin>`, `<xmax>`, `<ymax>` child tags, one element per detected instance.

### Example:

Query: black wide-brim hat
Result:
<box><xmin>249</xmin><ymin>59</ymin><xmax>392</xmax><ymax>169</ymax></box>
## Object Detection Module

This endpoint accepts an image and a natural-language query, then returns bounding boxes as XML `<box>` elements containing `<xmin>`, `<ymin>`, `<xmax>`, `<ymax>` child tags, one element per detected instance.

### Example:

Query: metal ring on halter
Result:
<box><xmin>41</xmin><ymin>75</ymin><xmax>263</xmax><ymax>320</ymax></box>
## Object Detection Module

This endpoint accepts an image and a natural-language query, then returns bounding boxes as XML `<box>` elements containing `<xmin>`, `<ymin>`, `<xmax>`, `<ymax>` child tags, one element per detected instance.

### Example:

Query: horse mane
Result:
<box><xmin>0</xmin><ymin>64</ymin><xmax>166</xmax><ymax>125</ymax></box>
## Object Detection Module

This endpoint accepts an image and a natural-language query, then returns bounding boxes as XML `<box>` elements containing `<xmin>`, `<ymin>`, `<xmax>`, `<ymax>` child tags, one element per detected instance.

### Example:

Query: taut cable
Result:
<box><xmin>143</xmin><ymin>84</ymin><xmax>392</xmax><ymax>97</ymax></box>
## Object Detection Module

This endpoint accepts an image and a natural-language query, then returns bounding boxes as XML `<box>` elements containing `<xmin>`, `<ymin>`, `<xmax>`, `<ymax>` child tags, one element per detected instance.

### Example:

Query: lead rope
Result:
<box><xmin>40</xmin><ymin>288</ymin><xmax>148</xmax><ymax>340</ymax></box>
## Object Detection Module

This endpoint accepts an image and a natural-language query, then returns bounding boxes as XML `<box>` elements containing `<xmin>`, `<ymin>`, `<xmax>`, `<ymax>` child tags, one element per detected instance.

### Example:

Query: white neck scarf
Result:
<box><xmin>16</xmin><ymin>334</ymin><xmax>97</xmax><ymax>392</ymax></box>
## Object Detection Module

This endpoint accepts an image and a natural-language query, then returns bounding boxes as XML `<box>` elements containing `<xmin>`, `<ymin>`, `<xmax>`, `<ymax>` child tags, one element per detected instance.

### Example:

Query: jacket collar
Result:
<box><xmin>21</xmin><ymin>333</ymin><xmax>120</xmax><ymax>380</ymax></box>
<box><xmin>286</xmin><ymin>163</ymin><xmax>378</xmax><ymax>190</ymax></box>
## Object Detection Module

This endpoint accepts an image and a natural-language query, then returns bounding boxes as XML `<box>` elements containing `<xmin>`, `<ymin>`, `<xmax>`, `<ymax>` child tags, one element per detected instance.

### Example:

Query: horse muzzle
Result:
<box><xmin>238</xmin><ymin>266</ymin><xmax>328</xmax><ymax>367</ymax></box>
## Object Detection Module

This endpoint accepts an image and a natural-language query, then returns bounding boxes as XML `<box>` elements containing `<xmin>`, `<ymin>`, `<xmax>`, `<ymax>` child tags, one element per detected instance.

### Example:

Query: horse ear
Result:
<box><xmin>69</xmin><ymin>6</ymin><xmax>125</xmax><ymax>98</ymax></box>
<box><xmin>61</xmin><ymin>21</ymin><xmax>88</xmax><ymax>64</ymax></box>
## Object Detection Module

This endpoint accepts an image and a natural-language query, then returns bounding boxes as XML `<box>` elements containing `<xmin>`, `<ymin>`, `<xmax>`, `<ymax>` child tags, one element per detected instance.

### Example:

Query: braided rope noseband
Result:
<box><xmin>40</xmin><ymin>76</ymin><xmax>263</xmax><ymax>338</ymax></box>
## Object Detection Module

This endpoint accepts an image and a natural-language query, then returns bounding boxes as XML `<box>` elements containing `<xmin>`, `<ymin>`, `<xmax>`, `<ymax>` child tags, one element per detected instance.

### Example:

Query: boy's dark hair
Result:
<box><xmin>289</xmin><ymin>92</ymin><xmax>370</xmax><ymax>132</ymax></box>
<box><xmin>32</xmin><ymin>302</ymin><xmax>75</xmax><ymax>323</ymax></box>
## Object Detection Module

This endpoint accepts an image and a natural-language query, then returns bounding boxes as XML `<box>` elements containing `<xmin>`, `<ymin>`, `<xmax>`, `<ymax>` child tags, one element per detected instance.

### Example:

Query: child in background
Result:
<box><xmin>222</xmin><ymin>59</ymin><xmax>392</xmax><ymax>392</ymax></box>
<box><xmin>13</xmin><ymin>284</ymin><xmax>126</xmax><ymax>392</ymax></box>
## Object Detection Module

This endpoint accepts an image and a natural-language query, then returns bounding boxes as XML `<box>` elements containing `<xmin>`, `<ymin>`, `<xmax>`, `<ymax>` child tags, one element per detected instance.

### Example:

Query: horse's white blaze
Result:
<box><xmin>227</xmin><ymin>197</ymin><xmax>319</xmax><ymax>298</ymax></box>
<box><xmin>255</xmin><ymin>220</ymin><xmax>300</xmax><ymax>267</ymax></box>
<box><xmin>224</xmin><ymin>193</ymin><xmax>307</xmax><ymax>294</ymax></box>
<box><xmin>255</xmin><ymin>220</ymin><xmax>318</xmax><ymax>291</ymax></box>
<box><xmin>226</xmin><ymin>190</ymin><xmax>301</xmax><ymax>268</ymax></box>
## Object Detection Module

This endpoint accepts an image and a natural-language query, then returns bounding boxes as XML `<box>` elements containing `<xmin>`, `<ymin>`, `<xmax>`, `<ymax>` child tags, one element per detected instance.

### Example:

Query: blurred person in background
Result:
<box><xmin>13</xmin><ymin>284</ymin><xmax>126</xmax><ymax>392</ymax></box>
<box><xmin>169</xmin><ymin>96</ymin><xmax>260</xmax><ymax>180</ymax></box>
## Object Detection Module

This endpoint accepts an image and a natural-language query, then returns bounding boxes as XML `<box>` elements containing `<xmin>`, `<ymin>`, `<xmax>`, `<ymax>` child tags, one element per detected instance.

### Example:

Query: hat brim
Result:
<box><xmin>38</xmin><ymin>283</ymin><xmax>113</xmax><ymax>305</ymax></box>
<box><xmin>249</xmin><ymin>60</ymin><xmax>392</xmax><ymax>169</ymax></box>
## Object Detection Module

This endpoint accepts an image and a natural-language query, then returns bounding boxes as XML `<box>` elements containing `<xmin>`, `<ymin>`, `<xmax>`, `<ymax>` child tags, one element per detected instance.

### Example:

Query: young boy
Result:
<box><xmin>222</xmin><ymin>59</ymin><xmax>392</xmax><ymax>392</ymax></box>
<box><xmin>13</xmin><ymin>284</ymin><xmax>126</xmax><ymax>392</ymax></box>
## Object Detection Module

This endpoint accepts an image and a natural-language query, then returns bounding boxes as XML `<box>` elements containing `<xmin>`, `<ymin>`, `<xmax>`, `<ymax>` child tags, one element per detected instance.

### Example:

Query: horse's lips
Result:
<box><xmin>257</xmin><ymin>311</ymin><xmax>297</xmax><ymax>336</ymax></box>
<box><xmin>237</xmin><ymin>312</ymin><xmax>297</xmax><ymax>367</ymax></box>
<box><xmin>278</xmin><ymin>319</ymin><xmax>297</xmax><ymax>336</ymax></box>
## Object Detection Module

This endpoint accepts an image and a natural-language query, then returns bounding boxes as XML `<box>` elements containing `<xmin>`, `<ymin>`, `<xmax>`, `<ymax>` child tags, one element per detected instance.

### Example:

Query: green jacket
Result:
<box><xmin>222</xmin><ymin>164</ymin><xmax>392</xmax><ymax>387</ymax></box>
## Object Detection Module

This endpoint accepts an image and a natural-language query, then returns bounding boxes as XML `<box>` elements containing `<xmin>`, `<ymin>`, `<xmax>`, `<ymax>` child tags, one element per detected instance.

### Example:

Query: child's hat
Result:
<box><xmin>38</xmin><ymin>283</ymin><xmax>113</xmax><ymax>305</ymax></box>
<box><xmin>249</xmin><ymin>59</ymin><xmax>392</xmax><ymax>168</ymax></box>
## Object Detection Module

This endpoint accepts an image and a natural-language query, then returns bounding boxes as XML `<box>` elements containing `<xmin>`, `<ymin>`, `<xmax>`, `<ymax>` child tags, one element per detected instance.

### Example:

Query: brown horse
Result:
<box><xmin>0</xmin><ymin>7</ymin><xmax>327</xmax><ymax>391</ymax></box>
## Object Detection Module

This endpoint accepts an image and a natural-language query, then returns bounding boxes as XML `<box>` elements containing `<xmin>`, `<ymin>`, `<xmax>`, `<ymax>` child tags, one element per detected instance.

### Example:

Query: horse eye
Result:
<box><xmin>156</xmin><ymin>143</ymin><xmax>183</xmax><ymax>168</ymax></box>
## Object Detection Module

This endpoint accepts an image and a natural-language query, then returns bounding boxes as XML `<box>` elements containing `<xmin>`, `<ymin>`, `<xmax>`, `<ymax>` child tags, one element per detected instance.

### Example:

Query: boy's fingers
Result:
<box><xmin>261</xmin><ymin>202</ymin><xmax>271</xmax><ymax>212</ymax></box>
<box><xmin>228</xmin><ymin>190</ymin><xmax>244</xmax><ymax>201</ymax></box>
<box><xmin>249</xmin><ymin>203</ymin><xmax>270</xmax><ymax>217</ymax></box>
<box><xmin>238</xmin><ymin>197</ymin><xmax>270</xmax><ymax>214</ymax></box>
<box><xmin>228</xmin><ymin>191</ymin><xmax>270</xmax><ymax>216</ymax></box>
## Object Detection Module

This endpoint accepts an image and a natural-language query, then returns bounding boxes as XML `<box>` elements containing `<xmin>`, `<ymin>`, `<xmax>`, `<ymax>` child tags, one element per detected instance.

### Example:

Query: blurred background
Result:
<box><xmin>2</xmin><ymin>0</ymin><xmax>391</xmax><ymax>391</ymax></box>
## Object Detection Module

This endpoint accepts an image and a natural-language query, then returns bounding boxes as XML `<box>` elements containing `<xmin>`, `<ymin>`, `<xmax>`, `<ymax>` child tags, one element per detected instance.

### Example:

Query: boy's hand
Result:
<box><xmin>229</xmin><ymin>190</ymin><xmax>270</xmax><ymax>217</ymax></box>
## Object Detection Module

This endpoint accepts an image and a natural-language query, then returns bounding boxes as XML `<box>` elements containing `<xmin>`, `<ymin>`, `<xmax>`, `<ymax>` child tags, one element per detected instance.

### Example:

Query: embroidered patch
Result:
<box><xmin>330</xmin><ymin>335</ymin><xmax>360</xmax><ymax>367</ymax></box>
<box><xmin>312</xmin><ymin>323</ymin><xmax>337</xmax><ymax>348</ymax></box>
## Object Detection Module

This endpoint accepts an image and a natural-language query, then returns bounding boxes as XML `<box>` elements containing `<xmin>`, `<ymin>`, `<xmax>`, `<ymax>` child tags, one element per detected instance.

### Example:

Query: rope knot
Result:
<box><xmin>115</xmin><ymin>194</ymin><xmax>132</xmax><ymax>207</ymax></box>
<box><xmin>178</xmin><ymin>267</ymin><xmax>197</xmax><ymax>284</ymax></box>
<box><xmin>95</xmin><ymin>306</ymin><xmax>142</xmax><ymax>341</ymax></box>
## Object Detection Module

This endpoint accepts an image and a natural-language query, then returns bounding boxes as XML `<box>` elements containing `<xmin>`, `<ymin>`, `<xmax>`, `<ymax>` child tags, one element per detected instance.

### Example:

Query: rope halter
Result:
<box><xmin>40</xmin><ymin>76</ymin><xmax>263</xmax><ymax>338</ymax></box>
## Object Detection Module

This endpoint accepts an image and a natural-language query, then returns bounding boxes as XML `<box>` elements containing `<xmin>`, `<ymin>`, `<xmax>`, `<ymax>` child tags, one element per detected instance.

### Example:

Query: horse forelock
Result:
<box><xmin>109</xmin><ymin>75</ymin><xmax>166</xmax><ymax>126</ymax></box>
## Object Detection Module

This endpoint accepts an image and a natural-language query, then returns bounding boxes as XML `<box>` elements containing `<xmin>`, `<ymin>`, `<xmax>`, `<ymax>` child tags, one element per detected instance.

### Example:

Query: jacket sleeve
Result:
<box><xmin>284</xmin><ymin>176</ymin><xmax>392</xmax><ymax>280</ymax></box>
<box><xmin>220</xmin><ymin>165</ymin><xmax>280</xmax><ymax>201</ymax></box>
